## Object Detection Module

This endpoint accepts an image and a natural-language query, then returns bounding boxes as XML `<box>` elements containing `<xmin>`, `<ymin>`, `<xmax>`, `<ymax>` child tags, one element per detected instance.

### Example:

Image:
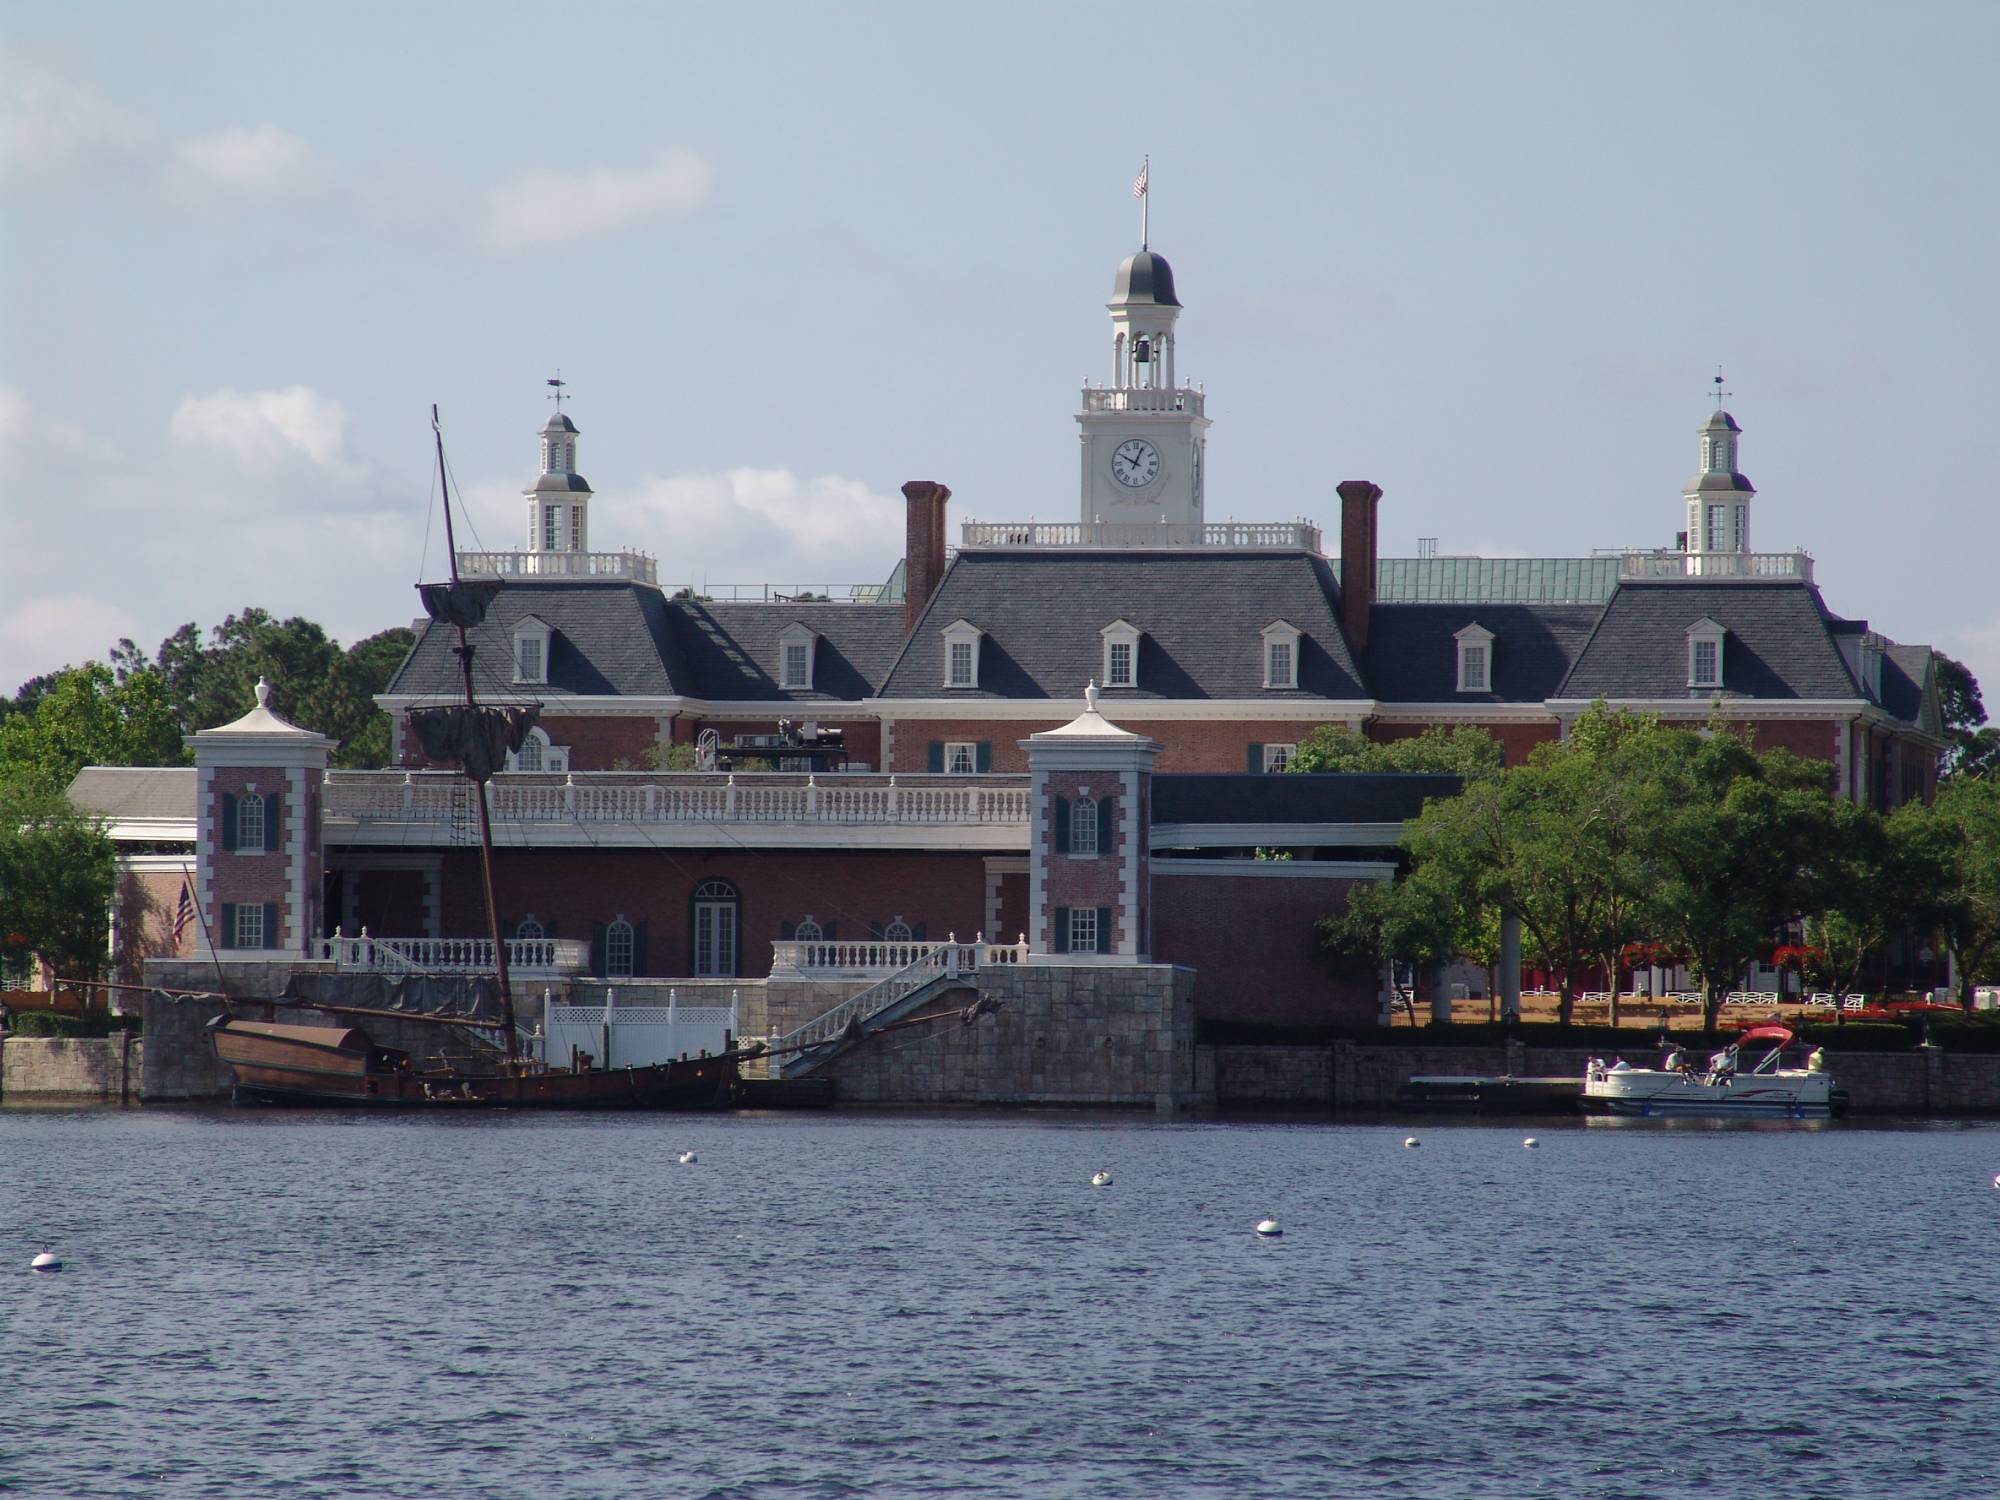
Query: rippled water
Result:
<box><xmin>4</xmin><ymin>1108</ymin><xmax>1999</xmax><ymax>1499</ymax></box>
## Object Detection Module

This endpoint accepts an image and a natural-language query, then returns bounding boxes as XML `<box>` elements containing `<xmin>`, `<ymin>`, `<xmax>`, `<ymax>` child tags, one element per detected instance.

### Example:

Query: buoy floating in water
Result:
<box><xmin>1090</xmin><ymin>1170</ymin><xmax>1112</xmax><ymax>1188</ymax></box>
<box><xmin>678</xmin><ymin>1150</ymin><xmax>698</xmax><ymax>1165</ymax></box>
<box><xmin>1523</xmin><ymin>1138</ymin><xmax>1540</xmax><ymax>1149</ymax></box>
<box><xmin>30</xmin><ymin>1250</ymin><xmax>61</xmax><ymax>1273</ymax></box>
<box><xmin>1255</xmin><ymin>1218</ymin><xmax>1282</xmax><ymax>1237</ymax></box>
<box><xmin>1403</xmin><ymin>1136</ymin><xmax>1421</xmax><ymax>1149</ymax></box>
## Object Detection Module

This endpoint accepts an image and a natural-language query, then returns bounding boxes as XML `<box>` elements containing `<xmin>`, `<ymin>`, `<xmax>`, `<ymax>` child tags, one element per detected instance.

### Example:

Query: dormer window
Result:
<box><xmin>941</xmin><ymin>619</ymin><xmax>983</xmax><ymax>690</ymax></box>
<box><xmin>1686</xmin><ymin>617</ymin><xmax>1726</xmax><ymax>690</ymax></box>
<box><xmin>1454</xmin><ymin>622</ymin><xmax>1494</xmax><ymax>693</ymax></box>
<box><xmin>1100</xmin><ymin>619</ymin><xmax>1141</xmax><ymax>689</ymax></box>
<box><xmin>1261</xmin><ymin>620</ymin><xmax>1302</xmax><ymax>690</ymax></box>
<box><xmin>779</xmin><ymin>622</ymin><xmax>818</xmax><ymax>691</ymax></box>
<box><xmin>513</xmin><ymin>616</ymin><xmax>552</xmax><ymax>684</ymax></box>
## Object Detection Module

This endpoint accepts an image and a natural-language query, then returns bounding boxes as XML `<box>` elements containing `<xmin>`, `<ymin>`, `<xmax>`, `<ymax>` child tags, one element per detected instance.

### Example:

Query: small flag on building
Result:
<box><xmin>1132</xmin><ymin>161</ymin><xmax>1149</xmax><ymax>198</ymax></box>
<box><xmin>172</xmin><ymin>881</ymin><xmax>194</xmax><ymax>948</ymax></box>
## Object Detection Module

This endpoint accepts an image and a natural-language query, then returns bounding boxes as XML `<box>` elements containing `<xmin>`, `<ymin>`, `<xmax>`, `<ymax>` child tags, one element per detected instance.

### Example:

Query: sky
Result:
<box><xmin>3</xmin><ymin>1</ymin><xmax>1997</xmax><ymax>706</ymax></box>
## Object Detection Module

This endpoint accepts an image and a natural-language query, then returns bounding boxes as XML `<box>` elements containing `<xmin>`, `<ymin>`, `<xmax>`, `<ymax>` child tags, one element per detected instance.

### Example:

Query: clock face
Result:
<box><xmin>1111</xmin><ymin>437</ymin><xmax>1161</xmax><ymax>488</ymax></box>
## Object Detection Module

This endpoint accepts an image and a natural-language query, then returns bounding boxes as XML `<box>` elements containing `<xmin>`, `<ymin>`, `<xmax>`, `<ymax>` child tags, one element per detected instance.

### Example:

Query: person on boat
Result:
<box><xmin>1707</xmin><ymin>1045</ymin><xmax>1737</xmax><ymax>1084</ymax></box>
<box><xmin>1806</xmin><ymin>1046</ymin><xmax>1827</xmax><ymax>1073</ymax></box>
<box><xmin>1609</xmin><ymin>1057</ymin><xmax>1631</xmax><ymax>1072</ymax></box>
<box><xmin>1662</xmin><ymin>1045</ymin><xmax>1687</xmax><ymax>1073</ymax></box>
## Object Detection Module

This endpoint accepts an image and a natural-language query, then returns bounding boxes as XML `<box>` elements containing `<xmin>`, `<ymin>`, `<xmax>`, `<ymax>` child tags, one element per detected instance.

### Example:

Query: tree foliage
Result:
<box><xmin>1934</xmin><ymin>654</ymin><xmax>1998</xmax><ymax>781</ymax></box>
<box><xmin>1288</xmin><ymin>723</ymin><xmax>1505</xmax><ymax>779</ymax></box>
<box><xmin>1897</xmin><ymin>776</ymin><xmax>2000</xmax><ymax>1000</ymax></box>
<box><xmin>0</xmin><ymin>779</ymin><xmax>116</xmax><ymax>983</ymax></box>
<box><xmin>0</xmin><ymin>663</ymin><xmax>187</xmax><ymax>795</ymax></box>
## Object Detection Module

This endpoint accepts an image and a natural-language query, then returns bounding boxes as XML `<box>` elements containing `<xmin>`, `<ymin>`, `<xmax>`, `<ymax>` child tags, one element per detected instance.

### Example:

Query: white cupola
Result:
<box><xmin>1077</xmin><ymin>235</ymin><xmax>1211</xmax><ymax>532</ymax></box>
<box><xmin>524</xmin><ymin>406</ymin><xmax>593</xmax><ymax>555</ymax></box>
<box><xmin>1683</xmin><ymin>408</ymin><xmax>1756</xmax><ymax>571</ymax></box>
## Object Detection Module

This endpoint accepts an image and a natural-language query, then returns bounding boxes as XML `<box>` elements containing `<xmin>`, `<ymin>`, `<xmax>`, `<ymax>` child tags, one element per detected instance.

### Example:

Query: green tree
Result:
<box><xmin>0</xmin><ymin>663</ymin><xmax>187</xmax><ymax>794</ymax></box>
<box><xmin>1801</xmin><ymin>800</ymin><xmax>1955</xmax><ymax>1004</ymax></box>
<box><xmin>1635</xmin><ymin>724</ymin><xmax>1848</xmax><ymax>1030</ymax></box>
<box><xmin>1934</xmin><ymin>654</ymin><xmax>1998</xmax><ymax>781</ymax></box>
<box><xmin>0</xmin><ymin>779</ymin><xmax>116</xmax><ymax>983</ymax></box>
<box><xmin>1288</xmin><ymin>723</ymin><xmax>1505</xmax><ymax>779</ymax></box>
<box><xmin>1898</xmin><ymin>777</ymin><xmax>2000</xmax><ymax>1004</ymax></box>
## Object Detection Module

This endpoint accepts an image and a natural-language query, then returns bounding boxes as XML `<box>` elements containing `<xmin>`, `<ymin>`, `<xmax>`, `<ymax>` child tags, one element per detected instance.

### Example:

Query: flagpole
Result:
<box><xmin>1141</xmin><ymin>154</ymin><xmax>1150</xmax><ymax>249</ymax></box>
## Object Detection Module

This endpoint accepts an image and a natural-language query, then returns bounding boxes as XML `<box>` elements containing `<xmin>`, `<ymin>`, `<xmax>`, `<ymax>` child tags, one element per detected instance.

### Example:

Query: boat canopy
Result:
<box><xmin>1737</xmin><ymin>1024</ymin><xmax>1795</xmax><ymax>1047</ymax></box>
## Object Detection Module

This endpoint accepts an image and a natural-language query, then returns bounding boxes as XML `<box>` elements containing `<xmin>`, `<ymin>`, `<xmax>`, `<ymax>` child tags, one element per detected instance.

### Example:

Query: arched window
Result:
<box><xmin>606</xmin><ymin>917</ymin><xmax>635</xmax><ymax>978</ymax></box>
<box><xmin>692</xmin><ymin>880</ymin><xmax>739</xmax><ymax>977</ymax></box>
<box><xmin>237</xmin><ymin>793</ymin><xmax>265</xmax><ymax>852</ymax></box>
<box><xmin>884</xmin><ymin>917</ymin><xmax>913</xmax><ymax>943</ymax></box>
<box><xmin>515</xmin><ymin>915</ymin><xmax>545</xmax><ymax>942</ymax></box>
<box><xmin>794</xmin><ymin>916</ymin><xmax>823</xmax><ymax>942</ymax></box>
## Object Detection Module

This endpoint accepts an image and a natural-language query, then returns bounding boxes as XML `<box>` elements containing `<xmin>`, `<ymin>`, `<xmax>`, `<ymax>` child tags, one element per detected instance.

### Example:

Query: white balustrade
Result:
<box><xmin>323</xmin><ymin>771</ymin><xmax>1030</xmax><ymax>830</ymax></box>
<box><xmin>959</xmin><ymin>518</ymin><xmax>1320</xmax><ymax>551</ymax></box>
<box><xmin>1080</xmin><ymin>386</ymin><xmax>1206</xmax><ymax>415</ymax></box>
<box><xmin>456</xmin><ymin>549</ymin><xmax>658</xmax><ymax>583</ymax></box>
<box><xmin>316</xmin><ymin>930</ymin><xmax>589</xmax><ymax>977</ymax></box>
<box><xmin>1618</xmin><ymin>550</ymin><xmax>1813</xmax><ymax>582</ymax></box>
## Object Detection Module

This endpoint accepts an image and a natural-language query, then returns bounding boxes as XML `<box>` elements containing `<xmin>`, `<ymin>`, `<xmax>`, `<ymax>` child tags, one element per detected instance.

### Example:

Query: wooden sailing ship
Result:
<box><xmin>208</xmin><ymin>407</ymin><xmax>751</xmax><ymax>1110</ymax></box>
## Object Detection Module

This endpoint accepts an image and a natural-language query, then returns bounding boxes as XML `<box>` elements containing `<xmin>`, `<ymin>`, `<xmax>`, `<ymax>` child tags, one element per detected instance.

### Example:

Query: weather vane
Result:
<box><xmin>547</xmin><ymin>372</ymin><xmax>569</xmax><ymax>411</ymax></box>
<box><xmin>1712</xmin><ymin>366</ymin><xmax>1730</xmax><ymax>410</ymax></box>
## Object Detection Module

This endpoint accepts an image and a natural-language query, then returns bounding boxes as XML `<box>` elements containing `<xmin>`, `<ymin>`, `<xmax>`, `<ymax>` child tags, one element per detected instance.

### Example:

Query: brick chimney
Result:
<box><xmin>1336</xmin><ymin>479</ymin><xmax>1382</xmax><ymax>653</ymax></box>
<box><xmin>902</xmin><ymin>480</ymin><xmax>951</xmax><ymax>634</ymax></box>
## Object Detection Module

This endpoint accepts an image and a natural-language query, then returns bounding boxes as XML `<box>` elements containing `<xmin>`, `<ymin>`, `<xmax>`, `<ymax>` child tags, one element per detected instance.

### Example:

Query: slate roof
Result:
<box><xmin>878</xmin><ymin>550</ymin><xmax>1366</xmax><ymax>700</ymax></box>
<box><xmin>1557</xmin><ymin>580</ymin><xmax>1860</xmax><ymax>701</ymax></box>
<box><xmin>1153</xmin><ymin>773</ymin><xmax>1461</xmax><ymax>826</ymax></box>
<box><xmin>1880</xmin><ymin>644</ymin><xmax>1933</xmax><ymax>726</ymax></box>
<box><xmin>1362</xmin><ymin>604</ymin><xmax>1603</xmax><ymax>703</ymax></box>
<box><xmin>385</xmin><ymin>580</ymin><xmax>686</xmax><ymax>700</ymax></box>
<box><xmin>66</xmin><ymin>766</ymin><xmax>197</xmax><ymax>822</ymax></box>
<box><xmin>670</xmin><ymin>602</ymin><xmax>908</xmax><ymax>701</ymax></box>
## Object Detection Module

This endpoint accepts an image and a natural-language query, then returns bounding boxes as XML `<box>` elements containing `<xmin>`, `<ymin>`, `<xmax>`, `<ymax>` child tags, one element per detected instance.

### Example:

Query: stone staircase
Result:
<box><xmin>768</xmin><ymin>937</ymin><xmax>1026</xmax><ymax>1079</ymax></box>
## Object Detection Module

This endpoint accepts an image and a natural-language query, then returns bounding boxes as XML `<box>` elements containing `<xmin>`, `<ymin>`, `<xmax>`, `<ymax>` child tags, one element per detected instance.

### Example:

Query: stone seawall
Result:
<box><xmin>1206</xmin><ymin>1039</ymin><xmax>2000</xmax><ymax>1115</ymax></box>
<box><xmin>2</xmin><ymin>1034</ymin><xmax>142</xmax><ymax>1102</ymax></box>
<box><xmin>818</xmin><ymin>963</ymin><xmax>1200</xmax><ymax>1112</ymax></box>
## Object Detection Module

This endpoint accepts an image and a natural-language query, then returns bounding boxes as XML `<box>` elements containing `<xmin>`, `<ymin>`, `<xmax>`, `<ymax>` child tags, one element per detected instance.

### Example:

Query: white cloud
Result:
<box><xmin>174</xmin><ymin>125</ymin><xmax>311</xmax><ymax>192</ymax></box>
<box><xmin>616</xmin><ymin>468</ymin><xmax>903</xmax><ymax>591</ymax></box>
<box><xmin>169</xmin><ymin>386</ymin><xmax>350</xmax><ymax>470</ymax></box>
<box><xmin>480</xmin><ymin>149</ymin><xmax>712</xmax><ymax>252</ymax></box>
<box><xmin>0</xmin><ymin>65</ymin><xmax>151</xmax><ymax>183</ymax></box>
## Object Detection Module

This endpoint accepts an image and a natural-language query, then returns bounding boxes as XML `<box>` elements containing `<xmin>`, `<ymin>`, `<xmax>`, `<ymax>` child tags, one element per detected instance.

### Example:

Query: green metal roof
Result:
<box><xmin>1374</xmin><ymin>556</ymin><xmax>1621</xmax><ymax>605</ymax></box>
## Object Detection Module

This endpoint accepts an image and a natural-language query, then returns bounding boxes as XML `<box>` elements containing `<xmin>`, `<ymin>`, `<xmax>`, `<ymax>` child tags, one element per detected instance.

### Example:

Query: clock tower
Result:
<box><xmin>1077</xmin><ymin>247</ymin><xmax>1210</xmax><ymax>530</ymax></box>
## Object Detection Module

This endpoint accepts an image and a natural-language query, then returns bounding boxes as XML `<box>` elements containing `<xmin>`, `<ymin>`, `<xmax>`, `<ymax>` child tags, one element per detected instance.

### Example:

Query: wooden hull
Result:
<box><xmin>211</xmin><ymin>1019</ymin><xmax>736</xmax><ymax>1111</ymax></box>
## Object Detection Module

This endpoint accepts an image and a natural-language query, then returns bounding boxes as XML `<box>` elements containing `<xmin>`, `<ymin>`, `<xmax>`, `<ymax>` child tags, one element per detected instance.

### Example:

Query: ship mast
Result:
<box><xmin>430</xmin><ymin>405</ymin><xmax>520</xmax><ymax>1063</ymax></box>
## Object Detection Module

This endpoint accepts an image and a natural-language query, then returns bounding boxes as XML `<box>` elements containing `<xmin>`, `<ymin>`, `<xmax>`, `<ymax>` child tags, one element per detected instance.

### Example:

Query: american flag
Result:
<box><xmin>1132</xmin><ymin>162</ymin><xmax>1148</xmax><ymax>198</ymax></box>
<box><xmin>172</xmin><ymin>881</ymin><xmax>194</xmax><ymax>948</ymax></box>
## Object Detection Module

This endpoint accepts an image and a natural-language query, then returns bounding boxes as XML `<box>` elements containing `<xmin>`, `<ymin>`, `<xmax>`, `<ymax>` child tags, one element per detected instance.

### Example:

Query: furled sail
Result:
<box><xmin>407</xmin><ymin>704</ymin><xmax>541</xmax><ymax>782</ymax></box>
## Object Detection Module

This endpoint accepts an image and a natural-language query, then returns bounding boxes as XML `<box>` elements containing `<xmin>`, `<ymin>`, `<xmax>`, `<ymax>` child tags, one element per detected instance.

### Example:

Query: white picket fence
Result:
<box><xmin>541</xmin><ymin>989</ymin><xmax>738</xmax><ymax>1070</ymax></box>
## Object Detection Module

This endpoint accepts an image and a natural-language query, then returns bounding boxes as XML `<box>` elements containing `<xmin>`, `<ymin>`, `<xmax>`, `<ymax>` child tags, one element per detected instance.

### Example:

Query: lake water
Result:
<box><xmin>3</xmin><ymin>1108</ymin><xmax>1998</xmax><ymax>1499</ymax></box>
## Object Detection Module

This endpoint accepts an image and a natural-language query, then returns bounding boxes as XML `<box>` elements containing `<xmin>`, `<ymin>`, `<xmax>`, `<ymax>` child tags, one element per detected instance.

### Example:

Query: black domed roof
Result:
<box><xmin>1111</xmin><ymin>249</ymin><xmax>1180</xmax><ymax>308</ymax></box>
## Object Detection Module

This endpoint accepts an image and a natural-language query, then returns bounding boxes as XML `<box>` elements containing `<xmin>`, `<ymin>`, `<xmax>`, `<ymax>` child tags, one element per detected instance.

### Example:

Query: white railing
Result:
<box><xmin>1081</xmin><ymin>386</ymin><xmax>1206</xmax><ymax>415</ymax></box>
<box><xmin>769</xmin><ymin>939</ymin><xmax>946</xmax><ymax>976</ymax></box>
<box><xmin>665</xmin><ymin>582</ymin><xmax>894</xmax><ymax>603</ymax></box>
<box><xmin>543</xmin><ymin>989</ymin><xmax>737</xmax><ymax>1070</ymax></box>
<box><xmin>456</xmin><ymin>549</ymin><xmax>658</xmax><ymax>584</ymax></box>
<box><xmin>960</xmin><ymin>519</ymin><xmax>1321</xmax><ymax>551</ymax></box>
<box><xmin>323</xmin><ymin>772</ymin><xmax>1031</xmax><ymax>828</ymax></box>
<box><xmin>1618</xmin><ymin>550</ymin><xmax>1814</xmax><ymax>582</ymax></box>
<box><xmin>317</xmin><ymin>930</ymin><xmax>590</xmax><ymax>978</ymax></box>
<box><xmin>769</xmin><ymin>936</ymin><xmax>1025</xmax><ymax>1074</ymax></box>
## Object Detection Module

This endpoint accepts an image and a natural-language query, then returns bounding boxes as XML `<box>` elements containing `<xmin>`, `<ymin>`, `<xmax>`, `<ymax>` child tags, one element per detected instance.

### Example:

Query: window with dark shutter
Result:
<box><xmin>1095</xmin><ymin>906</ymin><xmax>1112</xmax><ymax>954</ymax></box>
<box><xmin>222</xmin><ymin>792</ymin><xmax>239</xmax><ymax>852</ymax></box>
<box><xmin>1246</xmin><ymin>743</ymin><xmax>1264</xmax><ymax>774</ymax></box>
<box><xmin>1096</xmin><ymin>796</ymin><xmax>1113</xmax><ymax>852</ymax></box>
<box><xmin>265</xmin><ymin>792</ymin><xmax>282</xmax><ymax>852</ymax></box>
<box><xmin>1051</xmin><ymin>906</ymin><xmax>1071</xmax><ymax>954</ymax></box>
<box><xmin>1054</xmin><ymin>796</ymin><xmax>1071</xmax><ymax>854</ymax></box>
<box><xmin>927</xmin><ymin>741</ymin><xmax>944</xmax><ymax>773</ymax></box>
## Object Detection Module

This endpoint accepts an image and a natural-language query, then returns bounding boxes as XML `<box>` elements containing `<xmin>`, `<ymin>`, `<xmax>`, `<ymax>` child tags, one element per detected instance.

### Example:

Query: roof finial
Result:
<box><xmin>547</xmin><ymin>371</ymin><xmax>568</xmax><ymax>411</ymax></box>
<box><xmin>1085</xmin><ymin>678</ymin><xmax>1100</xmax><ymax>713</ymax></box>
<box><xmin>254</xmin><ymin>676</ymin><xmax>271</xmax><ymax>709</ymax></box>
<box><xmin>1712</xmin><ymin>366</ymin><xmax>1730</xmax><ymax>411</ymax></box>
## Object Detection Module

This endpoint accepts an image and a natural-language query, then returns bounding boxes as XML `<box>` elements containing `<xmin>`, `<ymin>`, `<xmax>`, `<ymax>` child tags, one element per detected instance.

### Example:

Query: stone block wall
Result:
<box><xmin>815</xmin><ymin>962</ymin><xmax>1199</xmax><ymax>1111</ymax></box>
<box><xmin>1</xmin><ymin>1034</ymin><xmax>143</xmax><ymax>1102</ymax></box>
